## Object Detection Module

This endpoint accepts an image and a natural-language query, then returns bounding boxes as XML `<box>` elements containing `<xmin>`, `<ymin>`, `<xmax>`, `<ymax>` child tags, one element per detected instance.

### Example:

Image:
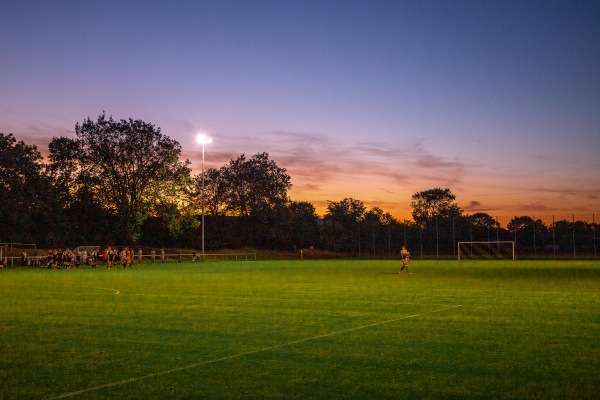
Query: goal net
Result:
<box><xmin>0</xmin><ymin>243</ymin><xmax>37</xmax><ymax>257</ymax></box>
<box><xmin>74</xmin><ymin>245</ymin><xmax>101</xmax><ymax>254</ymax></box>
<box><xmin>458</xmin><ymin>241</ymin><xmax>515</xmax><ymax>260</ymax></box>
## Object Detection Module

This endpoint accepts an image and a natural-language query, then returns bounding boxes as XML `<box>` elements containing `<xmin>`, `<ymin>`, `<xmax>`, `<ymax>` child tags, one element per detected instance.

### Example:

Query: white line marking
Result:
<box><xmin>46</xmin><ymin>304</ymin><xmax>462</xmax><ymax>400</ymax></box>
<box><xmin>96</xmin><ymin>287</ymin><xmax>120</xmax><ymax>295</ymax></box>
<box><xmin>18</xmin><ymin>288</ymin><xmax>121</xmax><ymax>296</ymax></box>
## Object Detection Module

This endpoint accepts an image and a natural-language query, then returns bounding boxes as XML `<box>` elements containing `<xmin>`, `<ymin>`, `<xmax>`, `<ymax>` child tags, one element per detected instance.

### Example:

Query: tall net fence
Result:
<box><xmin>1</xmin><ymin>215</ymin><xmax>597</xmax><ymax>262</ymax></box>
<box><xmin>349</xmin><ymin>214</ymin><xmax>598</xmax><ymax>260</ymax></box>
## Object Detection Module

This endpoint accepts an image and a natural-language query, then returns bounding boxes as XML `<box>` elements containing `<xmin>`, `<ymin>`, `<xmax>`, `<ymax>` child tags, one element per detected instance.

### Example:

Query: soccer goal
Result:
<box><xmin>458</xmin><ymin>241</ymin><xmax>515</xmax><ymax>260</ymax></box>
<box><xmin>74</xmin><ymin>245</ymin><xmax>101</xmax><ymax>254</ymax></box>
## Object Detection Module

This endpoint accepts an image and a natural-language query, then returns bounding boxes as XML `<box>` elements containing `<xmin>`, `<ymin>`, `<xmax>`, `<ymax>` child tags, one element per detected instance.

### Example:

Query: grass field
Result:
<box><xmin>1</xmin><ymin>259</ymin><xmax>598</xmax><ymax>399</ymax></box>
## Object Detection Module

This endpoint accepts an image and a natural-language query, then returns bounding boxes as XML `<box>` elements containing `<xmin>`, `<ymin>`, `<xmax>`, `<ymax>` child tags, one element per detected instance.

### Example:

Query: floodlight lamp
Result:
<box><xmin>196</xmin><ymin>134</ymin><xmax>212</xmax><ymax>145</ymax></box>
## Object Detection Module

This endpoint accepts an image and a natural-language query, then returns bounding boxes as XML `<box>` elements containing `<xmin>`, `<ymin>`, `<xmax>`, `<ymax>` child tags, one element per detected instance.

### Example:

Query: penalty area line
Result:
<box><xmin>46</xmin><ymin>304</ymin><xmax>462</xmax><ymax>400</ymax></box>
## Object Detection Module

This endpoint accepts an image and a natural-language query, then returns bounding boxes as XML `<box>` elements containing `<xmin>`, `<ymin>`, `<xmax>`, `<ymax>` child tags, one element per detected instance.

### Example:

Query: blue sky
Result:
<box><xmin>1</xmin><ymin>0</ymin><xmax>599</xmax><ymax>221</ymax></box>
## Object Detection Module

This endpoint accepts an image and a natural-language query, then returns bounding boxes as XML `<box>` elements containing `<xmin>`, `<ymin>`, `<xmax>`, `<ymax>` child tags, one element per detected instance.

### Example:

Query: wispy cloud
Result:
<box><xmin>3</xmin><ymin>113</ymin><xmax>597</xmax><ymax>219</ymax></box>
<box><xmin>526</xmin><ymin>186</ymin><xmax>600</xmax><ymax>200</ymax></box>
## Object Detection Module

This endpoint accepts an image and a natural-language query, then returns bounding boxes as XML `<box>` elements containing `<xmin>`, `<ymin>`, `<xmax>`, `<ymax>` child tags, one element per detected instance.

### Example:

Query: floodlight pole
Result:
<box><xmin>197</xmin><ymin>134</ymin><xmax>212</xmax><ymax>261</ymax></box>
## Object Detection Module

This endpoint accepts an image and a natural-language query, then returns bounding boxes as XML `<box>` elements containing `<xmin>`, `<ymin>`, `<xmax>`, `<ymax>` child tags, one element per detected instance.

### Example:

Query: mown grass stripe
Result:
<box><xmin>46</xmin><ymin>304</ymin><xmax>462</xmax><ymax>399</ymax></box>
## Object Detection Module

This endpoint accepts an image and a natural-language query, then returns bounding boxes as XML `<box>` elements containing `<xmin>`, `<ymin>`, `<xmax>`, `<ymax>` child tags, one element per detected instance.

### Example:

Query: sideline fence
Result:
<box><xmin>0</xmin><ymin>252</ymin><xmax>257</xmax><ymax>268</ymax></box>
<box><xmin>352</xmin><ymin>213</ymin><xmax>598</xmax><ymax>260</ymax></box>
<box><xmin>1</xmin><ymin>213</ymin><xmax>597</xmax><ymax>262</ymax></box>
<box><xmin>162</xmin><ymin>252</ymin><xmax>257</xmax><ymax>262</ymax></box>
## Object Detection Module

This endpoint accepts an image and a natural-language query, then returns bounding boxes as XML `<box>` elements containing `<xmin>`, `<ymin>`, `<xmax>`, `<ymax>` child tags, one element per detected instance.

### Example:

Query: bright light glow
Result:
<box><xmin>196</xmin><ymin>134</ymin><xmax>213</xmax><ymax>145</ymax></box>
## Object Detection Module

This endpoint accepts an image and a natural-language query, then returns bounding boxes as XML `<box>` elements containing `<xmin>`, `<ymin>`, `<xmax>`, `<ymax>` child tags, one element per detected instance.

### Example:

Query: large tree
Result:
<box><xmin>218</xmin><ymin>152</ymin><xmax>291</xmax><ymax>217</ymax></box>
<box><xmin>364</xmin><ymin>207</ymin><xmax>385</xmax><ymax>256</ymax></box>
<box><xmin>193</xmin><ymin>167</ymin><xmax>229</xmax><ymax>216</ymax></box>
<box><xmin>285</xmin><ymin>201</ymin><xmax>319</xmax><ymax>249</ymax></box>
<box><xmin>410</xmin><ymin>187</ymin><xmax>462</xmax><ymax>226</ymax></box>
<box><xmin>47</xmin><ymin>136</ymin><xmax>108</xmax><ymax>246</ymax></box>
<box><xmin>322</xmin><ymin>198</ymin><xmax>366</xmax><ymax>253</ymax></box>
<box><xmin>51</xmin><ymin>112</ymin><xmax>192</xmax><ymax>243</ymax></box>
<box><xmin>0</xmin><ymin>133</ymin><xmax>49</xmax><ymax>243</ymax></box>
<box><xmin>508</xmin><ymin>216</ymin><xmax>553</xmax><ymax>259</ymax></box>
<box><xmin>468</xmin><ymin>212</ymin><xmax>500</xmax><ymax>229</ymax></box>
<box><xmin>191</xmin><ymin>152</ymin><xmax>292</xmax><ymax>249</ymax></box>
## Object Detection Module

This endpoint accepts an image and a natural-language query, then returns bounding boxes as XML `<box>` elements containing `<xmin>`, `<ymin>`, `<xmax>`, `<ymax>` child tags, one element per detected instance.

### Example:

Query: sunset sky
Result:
<box><xmin>1</xmin><ymin>1</ymin><xmax>599</xmax><ymax>222</ymax></box>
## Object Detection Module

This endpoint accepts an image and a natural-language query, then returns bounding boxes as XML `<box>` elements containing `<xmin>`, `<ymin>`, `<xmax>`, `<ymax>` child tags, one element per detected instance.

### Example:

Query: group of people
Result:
<box><xmin>40</xmin><ymin>247</ymin><xmax>166</xmax><ymax>269</ymax></box>
<box><xmin>103</xmin><ymin>247</ymin><xmax>144</xmax><ymax>269</ymax></box>
<box><xmin>7</xmin><ymin>246</ymin><xmax>411</xmax><ymax>271</ymax></box>
<box><xmin>44</xmin><ymin>248</ymin><xmax>97</xmax><ymax>269</ymax></box>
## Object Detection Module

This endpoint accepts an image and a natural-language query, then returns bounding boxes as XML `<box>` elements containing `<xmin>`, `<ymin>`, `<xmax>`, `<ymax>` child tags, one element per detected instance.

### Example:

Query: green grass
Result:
<box><xmin>1</xmin><ymin>260</ymin><xmax>598</xmax><ymax>399</ymax></box>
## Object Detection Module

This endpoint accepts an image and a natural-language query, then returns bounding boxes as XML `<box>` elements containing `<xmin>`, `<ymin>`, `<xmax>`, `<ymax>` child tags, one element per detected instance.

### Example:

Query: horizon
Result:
<box><xmin>3</xmin><ymin>127</ymin><xmax>599</xmax><ymax>226</ymax></box>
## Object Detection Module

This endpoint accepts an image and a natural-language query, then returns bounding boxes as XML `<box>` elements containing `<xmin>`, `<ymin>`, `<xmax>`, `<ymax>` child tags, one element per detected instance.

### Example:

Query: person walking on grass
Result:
<box><xmin>399</xmin><ymin>245</ymin><xmax>412</xmax><ymax>275</ymax></box>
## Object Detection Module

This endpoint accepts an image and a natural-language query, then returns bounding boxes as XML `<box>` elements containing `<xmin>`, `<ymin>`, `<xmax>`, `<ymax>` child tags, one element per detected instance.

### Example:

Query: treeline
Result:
<box><xmin>1</xmin><ymin>114</ymin><xmax>597</xmax><ymax>257</ymax></box>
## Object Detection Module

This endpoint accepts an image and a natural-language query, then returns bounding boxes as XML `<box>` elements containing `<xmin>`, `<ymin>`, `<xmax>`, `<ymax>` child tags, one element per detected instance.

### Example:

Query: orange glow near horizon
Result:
<box><xmin>26</xmin><ymin>140</ymin><xmax>600</xmax><ymax>228</ymax></box>
<box><xmin>187</xmin><ymin>149</ymin><xmax>598</xmax><ymax>227</ymax></box>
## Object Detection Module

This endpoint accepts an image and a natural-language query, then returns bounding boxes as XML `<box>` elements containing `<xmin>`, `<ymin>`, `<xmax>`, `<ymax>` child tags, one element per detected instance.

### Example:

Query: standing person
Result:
<box><xmin>75</xmin><ymin>250</ymin><xmax>82</xmax><ymax>268</ymax></box>
<box><xmin>123</xmin><ymin>248</ymin><xmax>131</xmax><ymax>268</ymax></box>
<box><xmin>125</xmin><ymin>247</ymin><xmax>133</xmax><ymax>268</ymax></box>
<box><xmin>160</xmin><ymin>249</ymin><xmax>165</xmax><ymax>264</ymax></box>
<box><xmin>137</xmin><ymin>248</ymin><xmax>143</xmax><ymax>265</ymax></box>
<box><xmin>107</xmin><ymin>247</ymin><xmax>115</xmax><ymax>269</ymax></box>
<box><xmin>56</xmin><ymin>249</ymin><xmax>62</xmax><ymax>268</ymax></box>
<box><xmin>399</xmin><ymin>246</ymin><xmax>412</xmax><ymax>275</ymax></box>
<box><xmin>63</xmin><ymin>249</ymin><xmax>73</xmax><ymax>269</ymax></box>
<box><xmin>101</xmin><ymin>248</ymin><xmax>107</xmax><ymax>266</ymax></box>
<box><xmin>89</xmin><ymin>250</ymin><xmax>97</xmax><ymax>268</ymax></box>
<box><xmin>47</xmin><ymin>250</ymin><xmax>54</xmax><ymax>268</ymax></box>
<box><xmin>150</xmin><ymin>249</ymin><xmax>156</xmax><ymax>263</ymax></box>
<box><xmin>119</xmin><ymin>248</ymin><xmax>124</xmax><ymax>268</ymax></box>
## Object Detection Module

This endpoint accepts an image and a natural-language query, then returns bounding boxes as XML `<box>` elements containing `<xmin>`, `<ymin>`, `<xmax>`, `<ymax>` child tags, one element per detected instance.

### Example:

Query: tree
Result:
<box><xmin>552</xmin><ymin>219</ymin><xmax>573</xmax><ymax>254</ymax></box>
<box><xmin>507</xmin><ymin>216</ymin><xmax>535</xmax><ymax>234</ymax></box>
<box><xmin>364</xmin><ymin>207</ymin><xmax>386</xmax><ymax>257</ymax></box>
<box><xmin>285</xmin><ymin>201</ymin><xmax>319</xmax><ymax>250</ymax></box>
<box><xmin>508</xmin><ymin>216</ymin><xmax>548</xmax><ymax>256</ymax></box>
<box><xmin>0</xmin><ymin>133</ymin><xmax>48</xmax><ymax>243</ymax></box>
<box><xmin>468</xmin><ymin>212</ymin><xmax>499</xmax><ymax>229</ymax></box>
<box><xmin>191</xmin><ymin>152</ymin><xmax>292</xmax><ymax>249</ymax></box>
<box><xmin>56</xmin><ymin>112</ymin><xmax>192</xmax><ymax>243</ymax></box>
<box><xmin>410</xmin><ymin>187</ymin><xmax>462</xmax><ymax>226</ymax></box>
<box><xmin>218</xmin><ymin>152</ymin><xmax>291</xmax><ymax>217</ymax></box>
<box><xmin>326</xmin><ymin>198</ymin><xmax>366</xmax><ymax>222</ymax></box>
<box><xmin>47</xmin><ymin>136</ymin><xmax>82</xmax><ymax>200</ymax></box>
<box><xmin>194</xmin><ymin>167</ymin><xmax>229</xmax><ymax>216</ymax></box>
<box><xmin>322</xmin><ymin>198</ymin><xmax>366</xmax><ymax>253</ymax></box>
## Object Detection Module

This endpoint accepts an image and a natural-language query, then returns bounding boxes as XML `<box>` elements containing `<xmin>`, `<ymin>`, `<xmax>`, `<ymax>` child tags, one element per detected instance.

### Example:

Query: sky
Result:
<box><xmin>1</xmin><ymin>0</ymin><xmax>599</xmax><ymax>222</ymax></box>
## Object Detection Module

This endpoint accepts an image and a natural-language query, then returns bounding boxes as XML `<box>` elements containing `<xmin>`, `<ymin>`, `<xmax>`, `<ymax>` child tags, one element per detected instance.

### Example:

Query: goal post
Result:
<box><xmin>458</xmin><ymin>241</ymin><xmax>515</xmax><ymax>260</ymax></box>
